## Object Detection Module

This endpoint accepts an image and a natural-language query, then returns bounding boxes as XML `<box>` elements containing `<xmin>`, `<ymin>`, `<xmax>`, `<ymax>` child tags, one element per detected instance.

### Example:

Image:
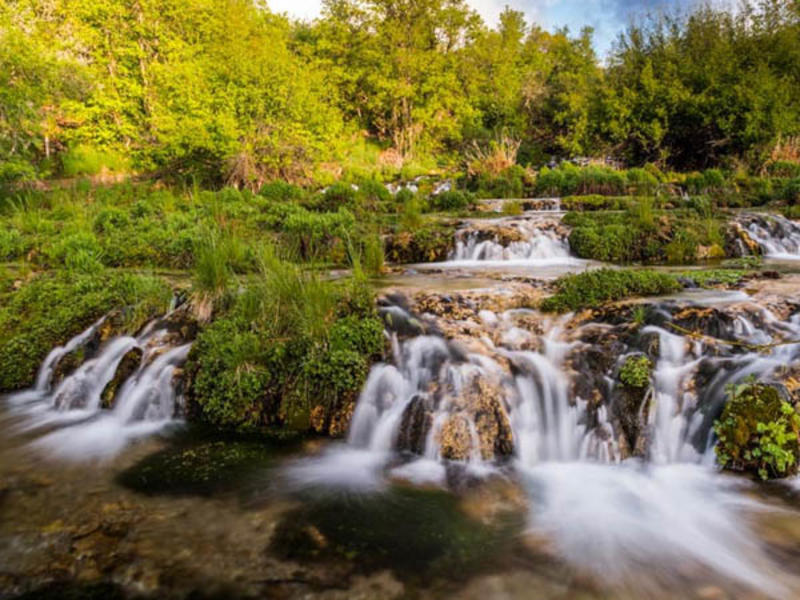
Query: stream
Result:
<box><xmin>4</xmin><ymin>208</ymin><xmax>800</xmax><ymax>599</ymax></box>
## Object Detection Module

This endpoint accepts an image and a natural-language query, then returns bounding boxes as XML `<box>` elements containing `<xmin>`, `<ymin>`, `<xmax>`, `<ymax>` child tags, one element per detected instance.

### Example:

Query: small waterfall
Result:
<box><xmin>448</xmin><ymin>213</ymin><xmax>579</xmax><ymax>264</ymax></box>
<box><xmin>6</xmin><ymin>314</ymin><xmax>191</xmax><ymax>460</ymax></box>
<box><xmin>741</xmin><ymin>213</ymin><xmax>800</xmax><ymax>258</ymax></box>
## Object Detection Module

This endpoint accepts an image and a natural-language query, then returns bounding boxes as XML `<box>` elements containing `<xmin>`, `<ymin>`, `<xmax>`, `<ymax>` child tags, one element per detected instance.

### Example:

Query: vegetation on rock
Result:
<box><xmin>540</xmin><ymin>269</ymin><xmax>682</xmax><ymax>313</ymax></box>
<box><xmin>715</xmin><ymin>379</ymin><xmax>800</xmax><ymax>480</ymax></box>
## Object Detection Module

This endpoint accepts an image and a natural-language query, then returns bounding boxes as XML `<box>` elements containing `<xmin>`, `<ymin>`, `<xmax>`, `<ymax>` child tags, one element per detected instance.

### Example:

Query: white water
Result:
<box><xmin>743</xmin><ymin>213</ymin><xmax>800</xmax><ymax>258</ymax></box>
<box><xmin>447</xmin><ymin>213</ymin><xmax>582</xmax><ymax>267</ymax></box>
<box><xmin>288</xmin><ymin>298</ymin><xmax>800</xmax><ymax>595</ymax></box>
<box><xmin>6</xmin><ymin>318</ymin><xmax>190</xmax><ymax>460</ymax></box>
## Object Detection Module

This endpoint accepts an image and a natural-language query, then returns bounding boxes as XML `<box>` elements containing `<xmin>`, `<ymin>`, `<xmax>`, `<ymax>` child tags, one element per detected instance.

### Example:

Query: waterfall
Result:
<box><xmin>286</xmin><ymin>296</ymin><xmax>800</xmax><ymax>595</ymax></box>
<box><xmin>448</xmin><ymin>213</ymin><xmax>580</xmax><ymax>265</ymax></box>
<box><xmin>741</xmin><ymin>213</ymin><xmax>800</xmax><ymax>258</ymax></box>
<box><xmin>6</xmin><ymin>315</ymin><xmax>191</xmax><ymax>460</ymax></box>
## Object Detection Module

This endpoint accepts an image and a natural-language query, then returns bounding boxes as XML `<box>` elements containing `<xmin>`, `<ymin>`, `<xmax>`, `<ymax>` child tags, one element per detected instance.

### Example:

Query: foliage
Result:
<box><xmin>619</xmin><ymin>355</ymin><xmax>652</xmax><ymax>388</ymax></box>
<box><xmin>714</xmin><ymin>379</ymin><xmax>800</xmax><ymax>480</ymax></box>
<box><xmin>540</xmin><ymin>268</ymin><xmax>681</xmax><ymax>313</ymax></box>
<box><xmin>429</xmin><ymin>190</ymin><xmax>472</xmax><ymax>212</ymax></box>
<box><xmin>186</xmin><ymin>258</ymin><xmax>384</xmax><ymax>434</ymax></box>
<box><xmin>565</xmin><ymin>205</ymin><xmax>725</xmax><ymax>264</ymax></box>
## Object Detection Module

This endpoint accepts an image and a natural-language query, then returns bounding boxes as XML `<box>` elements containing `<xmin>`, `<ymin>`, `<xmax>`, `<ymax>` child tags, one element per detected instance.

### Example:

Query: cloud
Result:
<box><xmin>264</xmin><ymin>0</ymin><xmax>714</xmax><ymax>56</ymax></box>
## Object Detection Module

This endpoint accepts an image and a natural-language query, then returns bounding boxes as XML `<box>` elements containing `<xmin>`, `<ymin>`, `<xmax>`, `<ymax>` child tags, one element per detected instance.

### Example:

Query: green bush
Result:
<box><xmin>187</xmin><ymin>269</ymin><xmax>383</xmax><ymax>435</ymax></box>
<box><xmin>783</xmin><ymin>178</ymin><xmax>800</xmax><ymax>205</ymax></box>
<box><xmin>429</xmin><ymin>190</ymin><xmax>471</xmax><ymax>212</ymax></box>
<box><xmin>61</xmin><ymin>145</ymin><xmax>128</xmax><ymax>177</ymax></box>
<box><xmin>540</xmin><ymin>268</ymin><xmax>682</xmax><ymax>313</ymax></box>
<box><xmin>317</xmin><ymin>182</ymin><xmax>358</xmax><ymax>212</ymax></box>
<box><xmin>714</xmin><ymin>380</ymin><xmax>800</xmax><ymax>480</ymax></box>
<box><xmin>259</xmin><ymin>181</ymin><xmax>305</xmax><ymax>202</ymax></box>
<box><xmin>767</xmin><ymin>161</ymin><xmax>800</xmax><ymax>178</ymax></box>
<box><xmin>619</xmin><ymin>355</ymin><xmax>652</xmax><ymax>388</ymax></box>
<box><xmin>561</xmin><ymin>195</ymin><xmax>631</xmax><ymax>211</ymax></box>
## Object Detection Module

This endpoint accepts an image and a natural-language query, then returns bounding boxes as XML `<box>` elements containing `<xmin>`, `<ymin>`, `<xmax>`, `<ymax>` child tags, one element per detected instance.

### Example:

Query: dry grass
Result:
<box><xmin>466</xmin><ymin>134</ymin><xmax>521</xmax><ymax>176</ymax></box>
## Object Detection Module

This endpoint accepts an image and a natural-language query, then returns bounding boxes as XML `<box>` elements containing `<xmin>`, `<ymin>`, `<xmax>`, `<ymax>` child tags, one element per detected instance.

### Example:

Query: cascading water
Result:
<box><xmin>6</xmin><ymin>315</ymin><xmax>191</xmax><ymax>460</ymax></box>
<box><xmin>740</xmin><ymin>213</ymin><xmax>800</xmax><ymax>258</ymax></box>
<box><xmin>448</xmin><ymin>213</ymin><xmax>581</xmax><ymax>265</ymax></box>
<box><xmin>288</xmin><ymin>295</ymin><xmax>800</xmax><ymax>595</ymax></box>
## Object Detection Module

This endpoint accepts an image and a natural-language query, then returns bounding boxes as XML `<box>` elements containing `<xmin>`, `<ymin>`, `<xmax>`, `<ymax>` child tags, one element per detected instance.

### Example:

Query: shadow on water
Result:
<box><xmin>115</xmin><ymin>425</ymin><xmax>303</xmax><ymax>498</ymax></box>
<box><xmin>269</xmin><ymin>484</ymin><xmax>527</xmax><ymax>583</ymax></box>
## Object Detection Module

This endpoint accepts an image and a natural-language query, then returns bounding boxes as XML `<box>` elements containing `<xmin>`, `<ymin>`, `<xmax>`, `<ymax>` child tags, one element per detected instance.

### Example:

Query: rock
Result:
<box><xmin>100</xmin><ymin>347</ymin><xmax>143</xmax><ymax>409</ymax></box>
<box><xmin>439</xmin><ymin>414</ymin><xmax>473</xmax><ymax>461</ymax></box>
<box><xmin>397</xmin><ymin>395</ymin><xmax>433</xmax><ymax>455</ymax></box>
<box><xmin>724</xmin><ymin>223</ymin><xmax>762</xmax><ymax>258</ymax></box>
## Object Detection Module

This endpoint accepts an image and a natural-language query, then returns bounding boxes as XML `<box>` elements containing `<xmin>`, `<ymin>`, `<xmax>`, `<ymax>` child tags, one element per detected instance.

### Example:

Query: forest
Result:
<box><xmin>2</xmin><ymin>0</ymin><xmax>799</xmax><ymax>188</ymax></box>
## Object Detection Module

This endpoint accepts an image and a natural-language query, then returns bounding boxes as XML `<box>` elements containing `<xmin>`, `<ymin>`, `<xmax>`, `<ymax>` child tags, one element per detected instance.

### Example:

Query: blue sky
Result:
<box><xmin>268</xmin><ymin>0</ymin><xmax>714</xmax><ymax>56</ymax></box>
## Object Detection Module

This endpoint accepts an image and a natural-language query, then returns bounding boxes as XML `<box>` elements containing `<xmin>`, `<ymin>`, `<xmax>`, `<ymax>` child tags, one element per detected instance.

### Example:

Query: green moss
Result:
<box><xmin>0</xmin><ymin>270</ymin><xmax>172</xmax><ymax>392</ymax></box>
<box><xmin>541</xmin><ymin>268</ymin><xmax>682</xmax><ymax>313</ymax></box>
<box><xmin>675</xmin><ymin>269</ymin><xmax>748</xmax><ymax>288</ymax></box>
<box><xmin>714</xmin><ymin>380</ymin><xmax>800</xmax><ymax>480</ymax></box>
<box><xmin>619</xmin><ymin>355</ymin><xmax>652</xmax><ymax>388</ymax></box>
<box><xmin>186</xmin><ymin>274</ymin><xmax>383</xmax><ymax>435</ymax></box>
<box><xmin>116</xmin><ymin>436</ymin><xmax>282</xmax><ymax>496</ymax></box>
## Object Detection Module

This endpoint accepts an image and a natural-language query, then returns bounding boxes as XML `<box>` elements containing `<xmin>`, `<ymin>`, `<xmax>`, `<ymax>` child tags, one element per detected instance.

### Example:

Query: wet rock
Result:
<box><xmin>397</xmin><ymin>395</ymin><xmax>433</xmax><ymax>455</ymax></box>
<box><xmin>100</xmin><ymin>348</ymin><xmax>143</xmax><ymax>409</ymax></box>
<box><xmin>464</xmin><ymin>377</ymin><xmax>514</xmax><ymax>460</ymax></box>
<box><xmin>725</xmin><ymin>222</ymin><xmax>762</xmax><ymax>257</ymax></box>
<box><xmin>439</xmin><ymin>414</ymin><xmax>473</xmax><ymax>461</ymax></box>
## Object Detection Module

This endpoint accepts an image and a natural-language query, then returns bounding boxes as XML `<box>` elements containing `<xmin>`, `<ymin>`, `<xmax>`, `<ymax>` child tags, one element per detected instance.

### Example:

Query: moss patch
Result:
<box><xmin>715</xmin><ymin>381</ymin><xmax>800</xmax><ymax>480</ymax></box>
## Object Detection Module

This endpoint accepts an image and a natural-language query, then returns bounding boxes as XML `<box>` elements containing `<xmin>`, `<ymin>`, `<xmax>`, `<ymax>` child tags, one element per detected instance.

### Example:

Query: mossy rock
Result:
<box><xmin>100</xmin><ymin>347</ymin><xmax>143</xmax><ymax>409</ymax></box>
<box><xmin>715</xmin><ymin>382</ymin><xmax>800</xmax><ymax>480</ymax></box>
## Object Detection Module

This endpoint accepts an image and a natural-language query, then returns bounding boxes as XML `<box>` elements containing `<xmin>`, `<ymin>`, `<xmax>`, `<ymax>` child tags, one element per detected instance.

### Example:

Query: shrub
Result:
<box><xmin>61</xmin><ymin>145</ymin><xmax>128</xmax><ymax>177</ymax></box>
<box><xmin>782</xmin><ymin>178</ymin><xmax>800</xmax><ymax>205</ymax></box>
<box><xmin>429</xmin><ymin>190</ymin><xmax>471</xmax><ymax>212</ymax></box>
<box><xmin>767</xmin><ymin>161</ymin><xmax>800</xmax><ymax>178</ymax></box>
<box><xmin>187</xmin><ymin>268</ymin><xmax>383</xmax><ymax>435</ymax></box>
<box><xmin>540</xmin><ymin>268</ymin><xmax>682</xmax><ymax>313</ymax></box>
<box><xmin>317</xmin><ymin>182</ymin><xmax>358</xmax><ymax>212</ymax></box>
<box><xmin>715</xmin><ymin>380</ymin><xmax>800</xmax><ymax>480</ymax></box>
<box><xmin>619</xmin><ymin>355</ymin><xmax>652</xmax><ymax>388</ymax></box>
<box><xmin>259</xmin><ymin>181</ymin><xmax>305</xmax><ymax>202</ymax></box>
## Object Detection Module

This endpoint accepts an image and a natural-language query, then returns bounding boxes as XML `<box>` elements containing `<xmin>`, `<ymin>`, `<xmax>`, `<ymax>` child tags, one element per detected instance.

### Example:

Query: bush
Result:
<box><xmin>619</xmin><ymin>355</ymin><xmax>652</xmax><ymax>388</ymax></box>
<box><xmin>317</xmin><ymin>183</ymin><xmax>358</xmax><ymax>212</ymax></box>
<box><xmin>714</xmin><ymin>380</ymin><xmax>800</xmax><ymax>480</ymax></box>
<box><xmin>61</xmin><ymin>145</ymin><xmax>128</xmax><ymax>177</ymax></box>
<box><xmin>540</xmin><ymin>268</ymin><xmax>682</xmax><ymax>313</ymax></box>
<box><xmin>782</xmin><ymin>178</ymin><xmax>800</xmax><ymax>205</ymax></box>
<box><xmin>187</xmin><ymin>269</ymin><xmax>383</xmax><ymax>435</ymax></box>
<box><xmin>429</xmin><ymin>190</ymin><xmax>471</xmax><ymax>212</ymax></box>
<box><xmin>259</xmin><ymin>181</ymin><xmax>305</xmax><ymax>202</ymax></box>
<box><xmin>767</xmin><ymin>161</ymin><xmax>800</xmax><ymax>178</ymax></box>
<box><xmin>561</xmin><ymin>195</ymin><xmax>631</xmax><ymax>211</ymax></box>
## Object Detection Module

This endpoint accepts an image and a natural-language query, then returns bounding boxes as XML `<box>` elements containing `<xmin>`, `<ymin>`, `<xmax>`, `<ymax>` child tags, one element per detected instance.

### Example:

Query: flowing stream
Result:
<box><xmin>6</xmin><ymin>211</ymin><xmax>800</xmax><ymax>598</ymax></box>
<box><xmin>6</xmin><ymin>316</ymin><xmax>190</xmax><ymax>460</ymax></box>
<box><xmin>740</xmin><ymin>213</ymin><xmax>800</xmax><ymax>258</ymax></box>
<box><xmin>446</xmin><ymin>212</ymin><xmax>582</xmax><ymax>267</ymax></box>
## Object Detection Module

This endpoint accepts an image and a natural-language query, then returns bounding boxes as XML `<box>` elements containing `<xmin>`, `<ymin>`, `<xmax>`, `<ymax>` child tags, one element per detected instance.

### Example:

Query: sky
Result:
<box><xmin>266</xmin><ymin>0</ymin><xmax>705</xmax><ymax>56</ymax></box>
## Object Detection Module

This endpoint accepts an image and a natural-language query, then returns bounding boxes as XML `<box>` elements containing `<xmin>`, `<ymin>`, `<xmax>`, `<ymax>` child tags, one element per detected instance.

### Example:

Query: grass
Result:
<box><xmin>541</xmin><ymin>268</ymin><xmax>682</xmax><ymax>313</ymax></box>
